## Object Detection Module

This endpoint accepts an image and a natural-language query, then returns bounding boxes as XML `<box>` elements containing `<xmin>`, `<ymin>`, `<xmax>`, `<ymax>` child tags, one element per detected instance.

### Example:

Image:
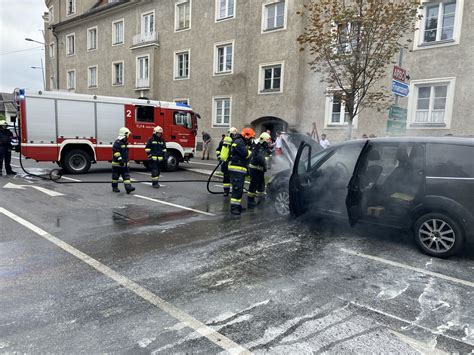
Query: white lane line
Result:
<box><xmin>131</xmin><ymin>178</ymin><xmax>166</xmax><ymax>187</ymax></box>
<box><xmin>0</xmin><ymin>207</ymin><xmax>250</xmax><ymax>355</ymax></box>
<box><xmin>61</xmin><ymin>176</ymin><xmax>82</xmax><ymax>182</ymax></box>
<box><xmin>11</xmin><ymin>164</ymin><xmax>21</xmax><ymax>168</ymax></box>
<box><xmin>341</xmin><ymin>248</ymin><xmax>474</xmax><ymax>288</ymax></box>
<box><xmin>135</xmin><ymin>195</ymin><xmax>215</xmax><ymax>216</ymax></box>
<box><xmin>12</xmin><ymin>156</ymin><xmax>20</xmax><ymax>160</ymax></box>
<box><xmin>347</xmin><ymin>300</ymin><xmax>465</xmax><ymax>345</ymax></box>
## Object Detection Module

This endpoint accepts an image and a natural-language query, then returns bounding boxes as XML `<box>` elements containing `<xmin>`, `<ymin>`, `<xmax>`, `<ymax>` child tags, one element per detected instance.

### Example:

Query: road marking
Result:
<box><xmin>12</xmin><ymin>156</ymin><xmax>20</xmax><ymax>160</ymax></box>
<box><xmin>347</xmin><ymin>300</ymin><xmax>465</xmax><ymax>345</ymax></box>
<box><xmin>135</xmin><ymin>195</ymin><xmax>215</xmax><ymax>216</ymax></box>
<box><xmin>11</xmin><ymin>164</ymin><xmax>21</xmax><ymax>168</ymax></box>
<box><xmin>341</xmin><ymin>248</ymin><xmax>474</xmax><ymax>288</ymax></box>
<box><xmin>131</xmin><ymin>178</ymin><xmax>166</xmax><ymax>187</ymax></box>
<box><xmin>3</xmin><ymin>182</ymin><xmax>65</xmax><ymax>197</ymax></box>
<box><xmin>0</xmin><ymin>207</ymin><xmax>250</xmax><ymax>355</ymax></box>
<box><xmin>61</xmin><ymin>176</ymin><xmax>82</xmax><ymax>182</ymax></box>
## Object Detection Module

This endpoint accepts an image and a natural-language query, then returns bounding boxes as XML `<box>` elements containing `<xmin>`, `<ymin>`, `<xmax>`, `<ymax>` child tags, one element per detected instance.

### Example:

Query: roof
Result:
<box><xmin>336</xmin><ymin>136</ymin><xmax>474</xmax><ymax>146</ymax></box>
<box><xmin>0</xmin><ymin>92</ymin><xmax>17</xmax><ymax>113</ymax></box>
<box><xmin>22</xmin><ymin>89</ymin><xmax>193</xmax><ymax>112</ymax></box>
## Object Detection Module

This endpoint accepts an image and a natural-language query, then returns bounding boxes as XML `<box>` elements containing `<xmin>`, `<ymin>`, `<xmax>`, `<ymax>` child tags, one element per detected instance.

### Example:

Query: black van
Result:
<box><xmin>286</xmin><ymin>137</ymin><xmax>474</xmax><ymax>257</ymax></box>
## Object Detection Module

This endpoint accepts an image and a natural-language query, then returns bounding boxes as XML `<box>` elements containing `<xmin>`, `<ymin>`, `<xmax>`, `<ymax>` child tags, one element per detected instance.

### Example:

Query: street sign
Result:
<box><xmin>392</xmin><ymin>80</ymin><xmax>409</xmax><ymax>97</ymax></box>
<box><xmin>393</xmin><ymin>66</ymin><xmax>407</xmax><ymax>82</ymax></box>
<box><xmin>386</xmin><ymin>105</ymin><xmax>407</xmax><ymax>134</ymax></box>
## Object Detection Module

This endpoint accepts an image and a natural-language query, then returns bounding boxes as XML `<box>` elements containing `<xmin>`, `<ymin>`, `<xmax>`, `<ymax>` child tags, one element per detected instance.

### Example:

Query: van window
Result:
<box><xmin>426</xmin><ymin>144</ymin><xmax>474</xmax><ymax>178</ymax></box>
<box><xmin>136</xmin><ymin>105</ymin><xmax>154</xmax><ymax>123</ymax></box>
<box><xmin>174</xmin><ymin>111</ymin><xmax>192</xmax><ymax>129</ymax></box>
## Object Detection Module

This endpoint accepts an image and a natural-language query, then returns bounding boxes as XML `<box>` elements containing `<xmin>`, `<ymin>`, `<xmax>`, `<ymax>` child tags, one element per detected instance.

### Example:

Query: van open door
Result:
<box><xmin>345</xmin><ymin>140</ymin><xmax>371</xmax><ymax>226</ymax></box>
<box><xmin>289</xmin><ymin>142</ymin><xmax>312</xmax><ymax>217</ymax></box>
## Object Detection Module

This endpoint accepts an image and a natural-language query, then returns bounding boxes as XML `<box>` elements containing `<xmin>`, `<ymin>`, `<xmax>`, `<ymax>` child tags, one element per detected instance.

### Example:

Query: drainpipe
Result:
<box><xmin>52</xmin><ymin>26</ymin><xmax>60</xmax><ymax>90</ymax></box>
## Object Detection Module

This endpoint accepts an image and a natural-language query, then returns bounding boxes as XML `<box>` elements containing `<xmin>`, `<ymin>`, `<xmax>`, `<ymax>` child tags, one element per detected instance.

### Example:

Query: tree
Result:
<box><xmin>297</xmin><ymin>0</ymin><xmax>421</xmax><ymax>139</ymax></box>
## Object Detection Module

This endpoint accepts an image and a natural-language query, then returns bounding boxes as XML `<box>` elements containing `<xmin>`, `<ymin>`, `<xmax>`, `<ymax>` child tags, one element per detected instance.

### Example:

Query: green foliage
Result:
<box><xmin>297</xmin><ymin>0</ymin><xmax>421</xmax><ymax>137</ymax></box>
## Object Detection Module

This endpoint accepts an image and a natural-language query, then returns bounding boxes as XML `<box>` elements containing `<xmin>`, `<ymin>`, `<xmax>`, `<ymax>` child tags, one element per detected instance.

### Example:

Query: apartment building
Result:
<box><xmin>44</xmin><ymin>0</ymin><xmax>473</xmax><ymax>145</ymax></box>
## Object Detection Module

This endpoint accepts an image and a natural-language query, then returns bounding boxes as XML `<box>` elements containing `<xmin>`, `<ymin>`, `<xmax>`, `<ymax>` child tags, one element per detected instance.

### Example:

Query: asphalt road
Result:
<box><xmin>0</xmin><ymin>155</ymin><xmax>473</xmax><ymax>353</ymax></box>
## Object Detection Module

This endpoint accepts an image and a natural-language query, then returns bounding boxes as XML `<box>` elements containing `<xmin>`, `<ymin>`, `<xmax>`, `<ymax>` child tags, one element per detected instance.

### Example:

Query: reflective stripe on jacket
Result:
<box><xmin>112</xmin><ymin>138</ymin><xmax>129</xmax><ymax>164</ymax></box>
<box><xmin>145</xmin><ymin>134</ymin><xmax>167</xmax><ymax>161</ymax></box>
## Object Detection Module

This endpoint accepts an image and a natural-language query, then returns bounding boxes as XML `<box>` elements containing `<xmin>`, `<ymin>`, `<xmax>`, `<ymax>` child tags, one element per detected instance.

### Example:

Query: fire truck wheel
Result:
<box><xmin>165</xmin><ymin>152</ymin><xmax>179</xmax><ymax>172</ymax></box>
<box><xmin>62</xmin><ymin>149</ymin><xmax>91</xmax><ymax>174</ymax></box>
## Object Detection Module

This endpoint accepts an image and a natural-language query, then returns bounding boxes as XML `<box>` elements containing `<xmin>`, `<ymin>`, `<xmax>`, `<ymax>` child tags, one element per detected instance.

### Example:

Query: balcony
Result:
<box><xmin>132</xmin><ymin>32</ymin><xmax>159</xmax><ymax>48</ymax></box>
<box><xmin>135</xmin><ymin>78</ymin><xmax>150</xmax><ymax>89</ymax></box>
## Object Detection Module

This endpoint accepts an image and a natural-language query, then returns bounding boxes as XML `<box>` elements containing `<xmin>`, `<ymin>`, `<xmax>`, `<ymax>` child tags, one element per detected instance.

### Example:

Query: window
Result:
<box><xmin>142</xmin><ymin>11</ymin><xmax>155</xmax><ymax>36</ymax></box>
<box><xmin>214</xmin><ymin>42</ymin><xmax>233</xmax><ymax>74</ymax></box>
<box><xmin>66</xmin><ymin>34</ymin><xmax>75</xmax><ymax>55</ymax></box>
<box><xmin>88</xmin><ymin>66</ymin><xmax>98</xmax><ymax>88</ymax></box>
<box><xmin>427</xmin><ymin>144</ymin><xmax>474</xmax><ymax>178</ymax></box>
<box><xmin>415</xmin><ymin>0</ymin><xmax>464</xmax><ymax>49</ymax></box>
<box><xmin>112</xmin><ymin>61</ymin><xmax>124</xmax><ymax>86</ymax></box>
<box><xmin>49</xmin><ymin>43</ymin><xmax>55</xmax><ymax>58</ymax></box>
<box><xmin>326</xmin><ymin>92</ymin><xmax>350</xmax><ymax>125</ymax></box>
<box><xmin>136</xmin><ymin>106</ymin><xmax>154</xmax><ymax>123</ymax></box>
<box><xmin>260</xmin><ymin>63</ymin><xmax>283</xmax><ymax>93</ymax></box>
<box><xmin>216</xmin><ymin>0</ymin><xmax>235</xmax><ymax>21</ymax></box>
<box><xmin>67</xmin><ymin>0</ymin><xmax>76</xmax><ymax>15</ymax></box>
<box><xmin>175</xmin><ymin>0</ymin><xmax>191</xmax><ymax>31</ymax></box>
<box><xmin>67</xmin><ymin>70</ymin><xmax>75</xmax><ymax>89</ymax></box>
<box><xmin>87</xmin><ymin>27</ymin><xmax>98</xmax><ymax>51</ymax></box>
<box><xmin>112</xmin><ymin>20</ymin><xmax>124</xmax><ymax>45</ymax></box>
<box><xmin>48</xmin><ymin>6</ymin><xmax>54</xmax><ymax>23</ymax></box>
<box><xmin>174</xmin><ymin>50</ymin><xmax>190</xmax><ymax>79</ymax></box>
<box><xmin>213</xmin><ymin>97</ymin><xmax>231</xmax><ymax>127</ymax></box>
<box><xmin>136</xmin><ymin>55</ymin><xmax>150</xmax><ymax>88</ymax></box>
<box><xmin>263</xmin><ymin>1</ymin><xmax>286</xmax><ymax>32</ymax></box>
<box><xmin>408</xmin><ymin>78</ymin><xmax>455</xmax><ymax>128</ymax></box>
<box><xmin>174</xmin><ymin>111</ymin><xmax>192</xmax><ymax>128</ymax></box>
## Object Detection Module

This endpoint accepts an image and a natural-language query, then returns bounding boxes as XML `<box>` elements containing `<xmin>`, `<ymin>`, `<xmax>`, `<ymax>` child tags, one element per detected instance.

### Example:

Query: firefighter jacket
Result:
<box><xmin>229</xmin><ymin>134</ymin><xmax>252</xmax><ymax>174</ymax></box>
<box><xmin>145</xmin><ymin>134</ymin><xmax>167</xmax><ymax>162</ymax></box>
<box><xmin>112</xmin><ymin>138</ymin><xmax>129</xmax><ymax>166</ymax></box>
<box><xmin>216</xmin><ymin>135</ymin><xmax>233</xmax><ymax>162</ymax></box>
<box><xmin>249</xmin><ymin>142</ymin><xmax>271</xmax><ymax>172</ymax></box>
<box><xmin>0</xmin><ymin>128</ymin><xmax>13</xmax><ymax>148</ymax></box>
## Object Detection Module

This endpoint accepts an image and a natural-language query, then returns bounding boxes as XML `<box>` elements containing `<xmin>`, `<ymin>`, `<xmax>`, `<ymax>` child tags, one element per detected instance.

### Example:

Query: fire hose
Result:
<box><xmin>12</xmin><ymin>121</ymin><xmax>228</xmax><ymax>195</ymax></box>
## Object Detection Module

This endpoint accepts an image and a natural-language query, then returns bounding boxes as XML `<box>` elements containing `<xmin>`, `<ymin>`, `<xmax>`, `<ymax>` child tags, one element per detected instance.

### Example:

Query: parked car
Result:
<box><xmin>267</xmin><ymin>133</ymin><xmax>322</xmax><ymax>216</ymax></box>
<box><xmin>268</xmin><ymin>137</ymin><xmax>474</xmax><ymax>257</ymax></box>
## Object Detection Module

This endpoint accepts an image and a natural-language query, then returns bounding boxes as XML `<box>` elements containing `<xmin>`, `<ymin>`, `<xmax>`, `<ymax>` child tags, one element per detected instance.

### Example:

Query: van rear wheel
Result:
<box><xmin>62</xmin><ymin>149</ymin><xmax>91</xmax><ymax>174</ymax></box>
<box><xmin>414</xmin><ymin>213</ymin><xmax>464</xmax><ymax>258</ymax></box>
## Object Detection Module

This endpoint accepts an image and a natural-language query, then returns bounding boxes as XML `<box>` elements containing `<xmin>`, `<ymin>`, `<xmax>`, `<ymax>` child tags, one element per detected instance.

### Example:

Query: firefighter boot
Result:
<box><xmin>152</xmin><ymin>181</ymin><xmax>160</xmax><ymax>189</ymax></box>
<box><xmin>247</xmin><ymin>196</ymin><xmax>257</xmax><ymax>209</ymax></box>
<box><xmin>125</xmin><ymin>185</ymin><xmax>136</xmax><ymax>194</ymax></box>
<box><xmin>230</xmin><ymin>204</ymin><xmax>241</xmax><ymax>215</ymax></box>
<box><xmin>112</xmin><ymin>187</ymin><xmax>120</xmax><ymax>193</ymax></box>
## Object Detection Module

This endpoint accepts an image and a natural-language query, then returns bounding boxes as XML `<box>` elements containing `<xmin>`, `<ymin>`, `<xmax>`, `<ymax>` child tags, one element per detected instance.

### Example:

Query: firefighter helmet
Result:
<box><xmin>153</xmin><ymin>126</ymin><xmax>163</xmax><ymax>134</ymax></box>
<box><xmin>228</xmin><ymin>127</ymin><xmax>238</xmax><ymax>135</ymax></box>
<box><xmin>119</xmin><ymin>127</ymin><xmax>131</xmax><ymax>137</ymax></box>
<box><xmin>241</xmin><ymin>128</ymin><xmax>256</xmax><ymax>139</ymax></box>
<box><xmin>259</xmin><ymin>132</ymin><xmax>272</xmax><ymax>142</ymax></box>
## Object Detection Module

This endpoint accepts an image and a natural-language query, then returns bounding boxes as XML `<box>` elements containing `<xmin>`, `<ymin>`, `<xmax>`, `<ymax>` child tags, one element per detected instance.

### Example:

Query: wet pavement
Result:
<box><xmin>0</xmin><ymin>155</ymin><xmax>473</xmax><ymax>353</ymax></box>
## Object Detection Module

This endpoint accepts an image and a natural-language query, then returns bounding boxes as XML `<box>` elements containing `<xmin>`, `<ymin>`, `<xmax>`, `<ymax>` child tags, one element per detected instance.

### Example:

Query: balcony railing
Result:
<box><xmin>132</xmin><ymin>32</ymin><xmax>158</xmax><ymax>46</ymax></box>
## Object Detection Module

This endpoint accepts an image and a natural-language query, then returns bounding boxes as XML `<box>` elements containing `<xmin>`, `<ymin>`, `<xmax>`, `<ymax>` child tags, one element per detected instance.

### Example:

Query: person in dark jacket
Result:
<box><xmin>228</xmin><ymin>128</ymin><xmax>255</xmax><ymax>215</ymax></box>
<box><xmin>0</xmin><ymin>117</ymin><xmax>16</xmax><ymax>176</ymax></box>
<box><xmin>247</xmin><ymin>132</ymin><xmax>272</xmax><ymax>208</ymax></box>
<box><xmin>145</xmin><ymin>126</ymin><xmax>167</xmax><ymax>188</ymax></box>
<box><xmin>111</xmin><ymin>127</ymin><xmax>135</xmax><ymax>194</ymax></box>
<box><xmin>216</xmin><ymin>127</ymin><xmax>237</xmax><ymax>196</ymax></box>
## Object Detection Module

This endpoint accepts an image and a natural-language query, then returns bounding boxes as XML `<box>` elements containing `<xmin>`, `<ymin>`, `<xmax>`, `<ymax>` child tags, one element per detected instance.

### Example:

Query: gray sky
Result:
<box><xmin>0</xmin><ymin>0</ymin><xmax>48</xmax><ymax>93</ymax></box>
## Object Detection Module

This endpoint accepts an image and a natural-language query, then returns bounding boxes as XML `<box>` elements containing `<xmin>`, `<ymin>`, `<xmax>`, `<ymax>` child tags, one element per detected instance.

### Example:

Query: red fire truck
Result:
<box><xmin>15</xmin><ymin>89</ymin><xmax>199</xmax><ymax>174</ymax></box>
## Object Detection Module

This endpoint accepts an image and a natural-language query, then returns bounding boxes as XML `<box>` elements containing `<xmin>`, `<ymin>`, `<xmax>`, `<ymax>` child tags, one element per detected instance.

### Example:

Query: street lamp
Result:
<box><xmin>25</xmin><ymin>38</ymin><xmax>46</xmax><ymax>90</ymax></box>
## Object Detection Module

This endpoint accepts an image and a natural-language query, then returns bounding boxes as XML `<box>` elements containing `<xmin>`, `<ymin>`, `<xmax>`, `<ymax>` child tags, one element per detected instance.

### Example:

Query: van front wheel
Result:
<box><xmin>414</xmin><ymin>213</ymin><xmax>464</xmax><ymax>258</ymax></box>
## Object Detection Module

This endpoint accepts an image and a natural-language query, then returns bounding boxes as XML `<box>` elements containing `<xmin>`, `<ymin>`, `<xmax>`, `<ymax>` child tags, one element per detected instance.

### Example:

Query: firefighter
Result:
<box><xmin>0</xmin><ymin>117</ymin><xmax>16</xmax><ymax>176</ymax></box>
<box><xmin>228</xmin><ymin>127</ymin><xmax>255</xmax><ymax>215</ymax></box>
<box><xmin>216</xmin><ymin>127</ymin><xmax>237</xmax><ymax>196</ymax></box>
<box><xmin>111</xmin><ymin>127</ymin><xmax>135</xmax><ymax>194</ymax></box>
<box><xmin>247</xmin><ymin>132</ymin><xmax>273</xmax><ymax>208</ymax></box>
<box><xmin>145</xmin><ymin>126</ymin><xmax>167</xmax><ymax>188</ymax></box>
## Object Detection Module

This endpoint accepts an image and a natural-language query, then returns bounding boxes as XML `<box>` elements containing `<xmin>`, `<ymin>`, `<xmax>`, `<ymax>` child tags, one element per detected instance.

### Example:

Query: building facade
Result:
<box><xmin>44</xmin><ymin>0</ymin><xmax>473</xmax><ymax>146</ymax></box>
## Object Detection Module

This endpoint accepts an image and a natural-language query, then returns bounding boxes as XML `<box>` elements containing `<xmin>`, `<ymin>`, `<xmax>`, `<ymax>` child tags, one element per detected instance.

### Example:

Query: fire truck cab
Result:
<box><xmin>15</xmin><ymin>89</ymin><xmax>198</xmax><ymax>174</ymax></box>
